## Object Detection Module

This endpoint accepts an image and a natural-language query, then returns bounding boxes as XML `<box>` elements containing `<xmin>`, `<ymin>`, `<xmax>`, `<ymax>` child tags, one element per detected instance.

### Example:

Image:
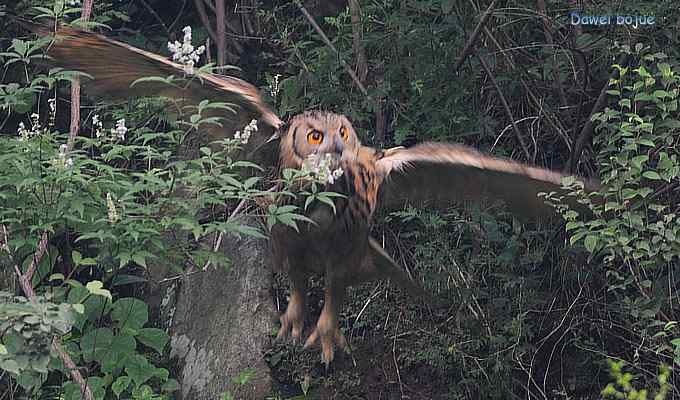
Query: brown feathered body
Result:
<box><xmin>270</xmin><ymin>113</ymin><xmax>394</xmax><ymax>365</ymax></box>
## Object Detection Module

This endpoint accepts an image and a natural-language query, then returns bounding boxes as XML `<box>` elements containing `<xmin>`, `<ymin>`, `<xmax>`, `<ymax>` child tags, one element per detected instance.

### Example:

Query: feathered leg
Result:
<box><xmin>277</xmin><ymin>266</ymin><xmax>308</xmax><ymax>342</ymax></box>
<box><xmin>304</xmin><ymin>270</ymin><xmax>347</xmax><ymax>368</ymax></box>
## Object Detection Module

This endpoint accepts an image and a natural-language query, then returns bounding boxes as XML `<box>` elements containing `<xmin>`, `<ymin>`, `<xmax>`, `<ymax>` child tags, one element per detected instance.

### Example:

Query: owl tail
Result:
<box><xmin>367</xmin><ymin>237</ymin><xmax>432</xmax><ymax>302</ymax></box>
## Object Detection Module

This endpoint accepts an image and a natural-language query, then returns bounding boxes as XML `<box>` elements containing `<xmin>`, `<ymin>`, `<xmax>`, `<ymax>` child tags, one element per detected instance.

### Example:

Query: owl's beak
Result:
<box><xmin>332</xmin><ymin>135</ymin><xmax>345</xmax><ymax>154</ymax></box>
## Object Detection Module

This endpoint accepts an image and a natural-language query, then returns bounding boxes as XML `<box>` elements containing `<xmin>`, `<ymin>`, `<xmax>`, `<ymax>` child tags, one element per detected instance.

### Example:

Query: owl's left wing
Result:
<box><xmin>375</xmin><ymin>142</ymin><xmax>599</xmax><ymax>218</ymax></box>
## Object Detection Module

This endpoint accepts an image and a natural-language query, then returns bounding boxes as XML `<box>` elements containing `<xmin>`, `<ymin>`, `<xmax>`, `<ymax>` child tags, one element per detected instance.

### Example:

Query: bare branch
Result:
<box><xmin>348</xmin><ymin>0</ymin><xmax>367</xmax><ymax>83</ymax></box>
<box><xmin>137</xmin><ymin>0</ymin><xmax>169</xmax><ymax>36</ymax></box>
<box><xmin>567</xmin><ymin>55</ymin><xmax>627</xmax><ymax>172</ymax></box>
<box><xmin>66</xmin><ymin>0</ymin><xmax>94</xmax><ymax>152</ymax></box>
<box><xmin>12</xmin><ymin>231</ymin><xmax>94</xmax><ymax>400</ymax></box>
<box><xmin>477</xmin><ymin>54</ymin><xmax>532</xmax><ymax>160</ymax></box>
<box><xmin>194</xmin><ymin>0</ymin><xmax>218</xmax><ymax>43</ymax></box>
<box><xmin>296</xmin><ymin>1</ymin><xmax>368</xmax><ymax>97</ymax></box>
<box><xmin>215</xmin><ymin>0</ymin><xmax>226</xmax><ymax>66</ymax></box>
<box><xmin>454</xmin><ymin>0</ymin><xmax>498</xmax><ymax>72</ymax></box>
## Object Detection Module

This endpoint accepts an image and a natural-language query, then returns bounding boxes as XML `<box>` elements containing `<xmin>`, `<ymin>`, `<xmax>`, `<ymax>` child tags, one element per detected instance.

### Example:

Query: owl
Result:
<box><xmin>32</xmin><ymin>25</ymin><xmax>598</xmax><ymax>366</ymax></box>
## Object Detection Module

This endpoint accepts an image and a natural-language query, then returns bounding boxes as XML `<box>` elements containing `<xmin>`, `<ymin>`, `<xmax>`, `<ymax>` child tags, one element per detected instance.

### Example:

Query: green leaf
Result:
<box><xmin>161</xmin><ymin>379</ymin><xmax>179</xmax><ymax>393</ymax></box>
<box><xmin>111</xmin><ymin>274</ymin><xmax>148</xmax><ymax>287</ymax></box>
<box><xmin>80</xmin><ymin>327</ymin><xmax>114</xmax><ymax>363</ymax></box>
<box><xmin>584</xmin><ymin>235</ymin><xmax>599</xmax><ymax>253</ymax></box>
<box><xmin>111</xmin><ymin>298</ymin><xmax>149</xmax><ymax>330</ymax></box>
<box><xmin>85</xmin><ymin>280</ymin><xmax>112</xmax><ymax>301</ymax></box>
<box><xmin>136</xmin><ymin>328</ymin><xmax>169</xmax><ymax>354</ymax></box>
<box><xmin>0</xmin><ymin>359</ymin><xmax>20</xmax><ymax>374</ymax></box>
<box><xmin>131</xmin><ymin>252</ymin><xmax>148</xmax><ymax>268</ymax></box>
<box><xmin>642</xmin><ymin>171</ymin><xmax>661</xmax><ymax>180</ymax></box>
<box><xmin>101</xmin><ymin>335</ymin><xmax>137</xmax><ymax>373</ymax></box>
<box><xmin>72</xmin><ymin>250</ymin><xmax>82</xmax><ymax>266</ymax></box>
<box><xmin>112</xmin><ymin>375</ymin><xmax>131</xmax><ymax>398</ymax></box>
<box><xmin>125</xmin><ymin>354</ymin><xmax>156</xmax><ymax>386</ymax></box>
<box><xmin>63</xmin><ymin>377</ymin><xmax>106</xmax><ymax>400</ymax></box>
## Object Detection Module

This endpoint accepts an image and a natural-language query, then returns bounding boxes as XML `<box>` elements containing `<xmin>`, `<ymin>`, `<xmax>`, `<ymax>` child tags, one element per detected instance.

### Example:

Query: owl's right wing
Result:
<box><xmin>28</xmin><ymin>23</ymin><xmax>283</xmax><ymax>147</ymax></box>
<box><xmin>375</xmin><ymin>142</ymin><xmax>599</xmax><ymax>218</ymax></box>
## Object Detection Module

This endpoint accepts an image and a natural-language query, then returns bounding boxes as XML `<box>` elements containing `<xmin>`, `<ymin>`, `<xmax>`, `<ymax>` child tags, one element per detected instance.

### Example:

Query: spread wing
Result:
<box><xmin>376</xmin><ymin>142</ymin><xmax>599</xmax><ymax>218</ymax></box>
<box><xmin>26</xmin><ymin>23</ymin><xmax>283</xmax><ymax>164</ymax></box>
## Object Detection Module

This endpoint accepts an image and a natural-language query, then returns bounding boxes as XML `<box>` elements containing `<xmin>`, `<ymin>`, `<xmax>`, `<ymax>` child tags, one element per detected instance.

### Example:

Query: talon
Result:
<box><xmin>277</xmin><ymin>314</ymin><xmax>304</xmax><ymax>342</ymax></box>
<box><xmin>277</xmin><ymin>290</ymin><xmax>306</xmax><ymax>342</ymax></box>
<box><xmin>303</xmin><ymin>328</ymin><xmax>319</xmax><ymax>349</ymax></box>
<box><xmin>303</xmin><ymin>326</ymin><xmax>347</xmax><ymax>366</ymax></box>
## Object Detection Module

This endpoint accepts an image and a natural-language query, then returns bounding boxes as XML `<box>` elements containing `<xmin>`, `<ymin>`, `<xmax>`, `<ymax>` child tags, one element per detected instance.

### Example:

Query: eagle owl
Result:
<box><xmin>33</xmin><ymin>25</ymin><xmax>597</xmax><ymax>366</ymax></box>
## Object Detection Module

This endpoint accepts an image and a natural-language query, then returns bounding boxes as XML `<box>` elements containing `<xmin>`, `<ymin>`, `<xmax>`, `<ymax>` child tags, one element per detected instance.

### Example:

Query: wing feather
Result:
<box><xmin>32</xmin><ymin>24</ymin><xmax>283</xmax><ymax>129</ymax></box>
<box><xmin>376</xmin><ymin>142</ymin><xmax>599</xmax><ymax>217</ymax></box>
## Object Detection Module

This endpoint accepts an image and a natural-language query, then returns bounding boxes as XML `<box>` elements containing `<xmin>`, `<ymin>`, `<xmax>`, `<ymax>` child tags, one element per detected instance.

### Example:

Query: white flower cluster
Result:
<box><xmin>106</xmin><ymin>192</ymin><xmax>119</xmax><ymax>223</ymax></box>
<box><xmin>269</xmin><ymin>74</ymin><xmax>282</xmax><ymax>98</ymax></box>
<box><xmin>18</xmin><ymin>113</ymin><xmax>43</xmax><ymax>141</ymax></box>
<box><xmin>111</xmin><ymin>118</ymin><xmax>128</xmax><ymax>141</ymax></box>
<box><xmin>48</xmin><ymin>98</ymin><xmax>56</xmax><ymax>127</ymax></box>
<box><xmin>57</xmin><ymin>144</ymin><xmax>74</xmax><ymax>169</ymax></box>
<box><xmin>167</xmin><ymin>26</ymin><xmax>205</xmax><ymax>74</ymax></box>
<box><xmin>301</xmin><ymin>153</ymin><xmax>344</xmax><ymax>184</ymax></box>
<box><xmin>92</xmin><ymin>114</ymin><xmax>104</xmax><ymax>137</ymax></box>
<box><xmin>234</xmin><ymin>119</ymin><xmax>258</xmax><ymax>145</ymax></box>
<box><xmin>65</xmin><ymin>0</ymin><xmax>82</xmax><ymax>6</ymax></box>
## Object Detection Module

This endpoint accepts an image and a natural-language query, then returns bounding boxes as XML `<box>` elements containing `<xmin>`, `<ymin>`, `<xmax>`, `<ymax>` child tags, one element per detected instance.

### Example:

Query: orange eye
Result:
<box><xmin>339</xmin><ymin>126</ymin><xmax>349</xmax><ymax>142</ymax></box>
<box><xmin>307</xmin><ymin>130</ymin><xmax>323</xmax><ymax>145</ymax></box>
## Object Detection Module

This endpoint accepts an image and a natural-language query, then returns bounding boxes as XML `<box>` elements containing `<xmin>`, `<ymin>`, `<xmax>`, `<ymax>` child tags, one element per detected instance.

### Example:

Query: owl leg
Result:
<box><xmin>303</xmin><ymin>275</ymin><xmax>347</xmax><ymax>367</ymax></box>
<box><xmin>277</xmin><ymin>267</ymin><xmax>308</xmax><ymax>342</ymax></box>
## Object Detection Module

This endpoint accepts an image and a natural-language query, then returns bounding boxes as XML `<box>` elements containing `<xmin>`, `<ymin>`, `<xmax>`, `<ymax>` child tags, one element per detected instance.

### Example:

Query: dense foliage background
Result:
<box><xmin>0</xmin><ymin>0</ymin><xmax>679</xmax><ymax>398</ymax></box>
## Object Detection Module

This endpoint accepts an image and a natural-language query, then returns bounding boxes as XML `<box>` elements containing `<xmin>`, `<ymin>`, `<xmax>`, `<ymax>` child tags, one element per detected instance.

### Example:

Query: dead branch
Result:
<box><xmin>66</xmin><ymin>0</ymin><xmax>94</xmax><ymax>151</ymax></box>
<box><xmin>536</xmin><ymin>0</ymin><xmax>568</xmax><ymax>115</ymax></box>
<box><xmin>296</xmin><ymin>1</ymin><xmax>368</xmax><ymax>97</ymax></box>
<box><xmin>12</xmin><ymin>232</ymin><xmax>94</xmax><ymax>400</ymax></box>
<box><xmin>194</xmin><ymin>0</ymin><xmax>218</xmax><ymax>44</ymax></box>
<box><xmin>137</xmin><ymin>0</ymin><xmax>169</xmax><ymax>36</ymax></box>
<box><xmin>567</xmin><ymin>54</ymin><xmax>627</xmax><ymax>172</ymax></box>
<box><xmin>454</xmin><ymin>0</ymin><xmax>498</xmax><ymax>72</ymax></box>
<box><xmin>348</xmin><ymin>0</ymin><xmax>367</xmax><ymax>83</ymax></box>
<box><xmin>215</xmin><ymin>0</ymin><xmax>226</xmax><ymax>66</ymax></box>
<box><xmin>477</xmin><ymin>54</ymin><xmax>532</xmax><ymax>160</ymax></box>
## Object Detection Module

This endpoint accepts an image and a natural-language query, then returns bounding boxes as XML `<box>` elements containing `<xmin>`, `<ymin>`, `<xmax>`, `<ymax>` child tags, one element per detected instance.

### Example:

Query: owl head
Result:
<box><xmin>279</xmin><ymin>111</ymin><xmax>360</xmax><ymax>169</ymax></box>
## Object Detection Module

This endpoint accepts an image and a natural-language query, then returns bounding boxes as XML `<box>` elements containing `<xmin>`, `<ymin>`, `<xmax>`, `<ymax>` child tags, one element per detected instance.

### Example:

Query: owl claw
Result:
<box><xmin>277</xmin><ymin>288</ymin><xmax>306</xmax><ymax>342</ymax></box>
<box><xmin>276</xmin><ymin>312</ymin><xmax>304</xmax><ymax>342</ymax></box>
<box><xmin>303</xmin><ymin>326</ymin><xmax>347</xmax><ymax>367</ymax></box>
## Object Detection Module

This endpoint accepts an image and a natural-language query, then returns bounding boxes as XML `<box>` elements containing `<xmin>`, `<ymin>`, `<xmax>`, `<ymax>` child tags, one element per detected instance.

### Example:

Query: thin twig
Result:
<box><xmin>348</xmin><ymin>0</ymin><xmax>367</xmax><ymax>83</ymax></box>
<box><xmin>296</xmin><ymin>1</ymin><xmax>368</xmax><ymax>97</ymax></box>
<box><xmin>567</xmin><ymin>54</ymin><xmax>628</xmax><ymax>172</ymax></box>
<box><xmin>194</xmin><ymin>0</ymin><xmax>218</xmax><ymax>43</ymax></box>
<box><xmin>453</xmin><ymin>0</ymin><xmax>498</xmax><ymax>72</ymax></box>
<box><xmin>12</xmin><ymin>232</ymin><xmax>94</xmax><ymax>400</ymax></box>
<box><xmin>168</xmin><ymin>0</ymin><xmax>188</xmax><ymax>32</ymax></box>
<box><xmin>202</xmin><ymin>196</ymin><xmax>249</xmax><ymax>271</ymax></box>
<box><xmin>392</xmin><ymin>311</ymin><xmax>404</xmax><ymax>398</ymax></box>
<box><xmin>477</xmin><ymin>54</ymin><xmax>532</xmax><ymax>160</ymax></box>
<box><xmin>137</xmin><ymin>0</ymin><xmax>169</xmax><ymax>36</ymax></box>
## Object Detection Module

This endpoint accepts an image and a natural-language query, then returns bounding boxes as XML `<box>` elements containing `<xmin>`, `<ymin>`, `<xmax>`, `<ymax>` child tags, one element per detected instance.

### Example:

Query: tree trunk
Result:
<box><xmin>165</xmin><ymin>217</ymin><xmax>277</xmax><ymax>399</ymax></box>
